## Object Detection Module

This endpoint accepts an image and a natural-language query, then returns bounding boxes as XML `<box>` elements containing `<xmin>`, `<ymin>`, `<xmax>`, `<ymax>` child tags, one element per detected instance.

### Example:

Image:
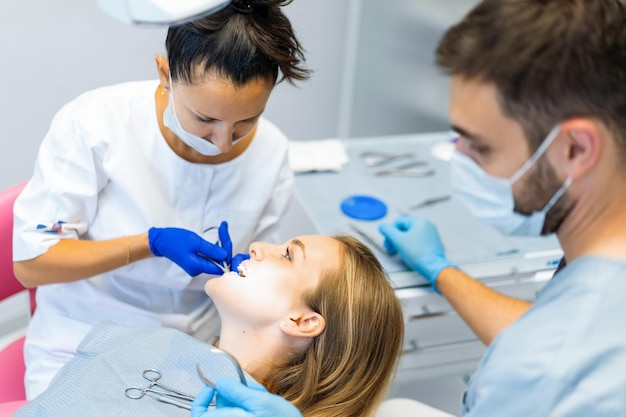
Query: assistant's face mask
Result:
<box><xmin>450</xmin><ymin>125</ymin><xmax>573</xmax><ymax>236</ymax></box>
<box><xmin>162</xmin><ymin>74</ymin><xmax>223</xmax><ymax>156</ymax></box>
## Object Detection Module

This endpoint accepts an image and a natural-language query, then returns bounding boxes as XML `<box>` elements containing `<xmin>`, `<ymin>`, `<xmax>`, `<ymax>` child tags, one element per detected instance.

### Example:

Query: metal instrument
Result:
<box><xmin>201</xmin><ymin>226</ymin><xmax>231</xmax><ymax>273</ymax></box>
<box><xmin>125</xmin><ymin>369</ymin><xmax>195</xmax><ymax>410</ymax></box>
<box><xmin>349</xmin><ymin>223</ymin><xmax>387</xmax><ymax>254</ymax></box>
<box><xmin>198</xmin><ymin>254</ymin><xmax>231</xmax><ymax>274</ymax></box>
<box><xmin>375</xmin><ymin>161</ymin><xmax>435</xmax><ymax>177</ymax></box>
<box><xmin>196</xmin><ymin>346</ymin><xmax>249</xmax><ymax>388</ymax></box>
<box><xmin>360</xmin><ymin>151</ymin><xmax>415</xmax><ymax>167</ymax></box>
<box><xmin>125</xmin><ymin>346</ymin><xmax>247</xmax><ymax>411</ymax></box>
<box><xmin>407</xmin><ymin>195</ymin><xmax>451</xmax><ymax>210</ymax></box>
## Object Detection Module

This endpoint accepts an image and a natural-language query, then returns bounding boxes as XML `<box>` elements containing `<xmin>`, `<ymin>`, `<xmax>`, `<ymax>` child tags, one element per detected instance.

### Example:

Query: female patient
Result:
<box><xmin>15</xmin><ymin>235</ymin><xmax>404</xmax><ymax>417</ymax></box>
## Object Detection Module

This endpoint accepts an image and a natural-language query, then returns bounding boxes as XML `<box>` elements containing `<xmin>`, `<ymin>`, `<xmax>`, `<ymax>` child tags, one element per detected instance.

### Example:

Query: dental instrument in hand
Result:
<box><xmin>148</xmin><ymin>227</ymin><xmax>229</xmax><ymax>276</ymax></box>
<box><xmin>201</xmin><ymin>225</ymin><xmax>232</xmax><ymax>273</ymax></box>
<box><xmin>196</xmin><ymin>346</ymin><xmax>248</xmax><ymax>394</ymax></box>
<box><xmin>197</xmin><ymin>253</ymin><xmax>230</xmax><ymax>273</ymax></box>
<box><xmin>349</xmin><ymin>224</ymin><xmax>387</xmax><ymax>253</ymax></box>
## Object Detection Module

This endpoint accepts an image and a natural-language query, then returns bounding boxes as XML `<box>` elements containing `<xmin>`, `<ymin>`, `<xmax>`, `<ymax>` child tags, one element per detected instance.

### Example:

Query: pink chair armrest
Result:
<box><xmin>0</xmin><ymin>400</ymin><xmax>28</xmax><ymax>417</ymax></box>
<box><xmin>0</xmin><ymin>336</ymin><xmax>26</xmax><ymax>403</ymax></box>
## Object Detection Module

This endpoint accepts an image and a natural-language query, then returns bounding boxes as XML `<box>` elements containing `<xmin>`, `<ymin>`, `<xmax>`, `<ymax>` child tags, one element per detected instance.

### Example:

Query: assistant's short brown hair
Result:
<box><xmin>436</xmin><ymin>0</ymin><xmax>626</xmax><ymax>155</ymax></box>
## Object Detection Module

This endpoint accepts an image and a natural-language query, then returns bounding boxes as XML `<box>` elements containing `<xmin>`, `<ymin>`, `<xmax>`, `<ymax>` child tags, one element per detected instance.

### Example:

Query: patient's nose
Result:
<box><xmin>249</xmin><ymin>242</ymin><xmax>263</xmax><ymax>260</ymax></box>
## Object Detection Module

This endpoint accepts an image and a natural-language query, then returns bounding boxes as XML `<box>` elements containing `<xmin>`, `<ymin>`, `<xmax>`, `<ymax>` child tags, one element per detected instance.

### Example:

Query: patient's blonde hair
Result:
<box><xmin>263</xmin><ymin>235</ymin><xmax>404</xmax><ymax>417</ymax></box>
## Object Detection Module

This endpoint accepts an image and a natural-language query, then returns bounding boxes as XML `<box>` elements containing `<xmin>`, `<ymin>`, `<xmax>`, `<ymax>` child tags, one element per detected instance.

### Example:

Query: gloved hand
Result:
<box><xmin>148</xmin><ymin>224</ymin><xmax>228</xmax><ymax>277</ymax></box>
<box><xmin>215</xmin><ymin>222</ymin><xmax>250</xmax><ymax>273</ymax></box>
<box><xmin>191</xmin><ymin>378</ymin><xmax>303</xmax><ymax>417</ymax></box>
<box><xmin>232</xmin><ymin>253</ymin><xmax>250</xmax><ymax>272</ymax></box>
<box><xmin>378</xmin><ymin>215</ymin><xmax>455</xmax><ymax>292</ymax></box>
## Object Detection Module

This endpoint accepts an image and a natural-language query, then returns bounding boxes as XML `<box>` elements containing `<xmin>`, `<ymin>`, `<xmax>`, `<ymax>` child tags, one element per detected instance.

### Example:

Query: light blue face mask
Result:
<box><xmin>450</xmin><ymin>125</ymin><xmax>573</xmax><ymax>236</ymax></box>
<box><xmin>162</xmin><ymin>74</ymin><xmax>223</xmax><ymax>156</ymax></box>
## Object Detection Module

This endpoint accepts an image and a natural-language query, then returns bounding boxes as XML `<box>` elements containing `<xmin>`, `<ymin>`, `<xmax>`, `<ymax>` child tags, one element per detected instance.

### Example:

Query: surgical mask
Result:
<box><xmin>162</xmin><ymin>74</ymin><xmax>223</xmax><ymax>156</ymax></box>
<box><xmin>450</xmin><ymin>125</ymin><xmax>573</xmax><ymax>236</ymax></box>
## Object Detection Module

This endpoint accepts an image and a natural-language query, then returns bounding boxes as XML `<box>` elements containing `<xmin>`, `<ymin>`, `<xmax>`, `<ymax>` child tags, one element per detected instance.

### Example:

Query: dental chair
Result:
<box><xmin>0</xmin><ymin>182</ymin><xmax>33</xmax><ymax>414</ymax></box>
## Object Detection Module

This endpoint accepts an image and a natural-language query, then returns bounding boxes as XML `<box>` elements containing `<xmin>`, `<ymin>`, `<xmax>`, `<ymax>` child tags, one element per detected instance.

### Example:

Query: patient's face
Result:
<box><xmin>205</xmin><ymin>235</ymin><xmax>341</xmax><ymax>325</ymax></box>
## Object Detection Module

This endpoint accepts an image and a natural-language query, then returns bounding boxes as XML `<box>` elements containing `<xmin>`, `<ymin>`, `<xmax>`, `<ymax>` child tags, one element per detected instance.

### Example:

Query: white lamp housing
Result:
<box><xmin>97</xmin><ymin>0</ymin><xmax>231</xmax><ymax>26</ymax></box>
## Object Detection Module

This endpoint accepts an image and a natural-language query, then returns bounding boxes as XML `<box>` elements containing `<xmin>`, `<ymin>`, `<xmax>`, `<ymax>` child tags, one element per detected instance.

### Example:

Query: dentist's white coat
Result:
<box><xmin>12</xmin><ymin>80</ymin><xmax>293</xmax><ymax>399</ymax></box>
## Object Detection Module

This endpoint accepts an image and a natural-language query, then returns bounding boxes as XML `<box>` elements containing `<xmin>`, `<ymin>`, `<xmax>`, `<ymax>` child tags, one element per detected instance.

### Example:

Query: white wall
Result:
<box><xmin>0</xmin><ymin>0</ymin><xmax>349</xmax><ymax>191</ymax></box>
<box><xmin>265</xmin><ymin>0</ymin><xmax>351</xmax><ymax>141</ymax></box>
<box><xmin>0</xmin><ymin>2</ymin><xmax>166</xmax><ymax>190</ymax></box>
<box><xmin>347</xmin><ymin>0</ymin><xmax>475</xmax><ymax>138</ymax></box>
<box><xmin>0</xmin><ymin>1</ymin><xmax>477</xmax><ymax>189</ymax></box>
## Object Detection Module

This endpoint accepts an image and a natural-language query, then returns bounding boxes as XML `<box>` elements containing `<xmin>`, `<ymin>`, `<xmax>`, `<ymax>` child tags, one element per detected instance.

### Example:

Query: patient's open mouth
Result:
<box><xmin>237</xmin><ymin>264</ymin><xmax>247</xmax><ymax>278</ymax></box>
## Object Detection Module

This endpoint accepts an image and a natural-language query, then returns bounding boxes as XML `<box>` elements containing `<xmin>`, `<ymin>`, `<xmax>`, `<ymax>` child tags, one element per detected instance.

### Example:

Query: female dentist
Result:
<box><xmin>13</xmin><ymin>0</ymin><xmax>309</xmax><ymax>400</ymax></box>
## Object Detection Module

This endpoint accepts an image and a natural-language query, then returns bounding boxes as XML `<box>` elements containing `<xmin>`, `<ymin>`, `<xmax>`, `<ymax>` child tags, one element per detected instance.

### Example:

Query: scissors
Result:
<box><xmin>125</xmin><ymin>369</ymin><xmax>195</xmax><ymax>410</ymax></box>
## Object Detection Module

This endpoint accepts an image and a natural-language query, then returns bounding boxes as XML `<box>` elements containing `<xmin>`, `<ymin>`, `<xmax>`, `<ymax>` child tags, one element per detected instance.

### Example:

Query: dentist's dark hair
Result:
<box><xmin>436</xmin><ymin>0</ymin><xmax>626</xmax><ymax>157</ymax></box>
<box><xmin>165</xmin><ymin>0</ymin><xmax>310</xmax><ymax>87</ymax></box>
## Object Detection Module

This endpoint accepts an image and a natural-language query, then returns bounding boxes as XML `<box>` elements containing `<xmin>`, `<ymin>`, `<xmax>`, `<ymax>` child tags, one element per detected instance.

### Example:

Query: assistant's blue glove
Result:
<box><xmin>379</xmin><ymin>215</ymin><xmax>455</xmax><ymax>292</ymax></box>
<box><xmin>191</xmin><ymin>378</ymin><xmax>302</xmax><ymax>417</ymax></box>
<box><xmin>191</xmin><ymin>385</ymin><xmax>216</xmax><ymax>417</ymax></box>
<box><xmin>148</xmin><ymin>224</ymin><xmax>228</xmax><ymax>277</ymax></box>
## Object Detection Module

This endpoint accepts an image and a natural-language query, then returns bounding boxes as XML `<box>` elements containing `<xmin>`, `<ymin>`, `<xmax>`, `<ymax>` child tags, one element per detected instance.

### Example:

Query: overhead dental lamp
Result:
<box><xmin>97</xmin><ymin>0</ymin><xmax>232</xmax><ymax>26</ymax></box>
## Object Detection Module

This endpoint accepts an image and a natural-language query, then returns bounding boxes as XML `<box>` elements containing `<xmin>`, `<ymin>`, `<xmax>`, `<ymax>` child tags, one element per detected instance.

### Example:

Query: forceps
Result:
<box><xmin>125</xmin><ymin>369</ymin><xmax>195</xmax><ymax>410</ymax></box>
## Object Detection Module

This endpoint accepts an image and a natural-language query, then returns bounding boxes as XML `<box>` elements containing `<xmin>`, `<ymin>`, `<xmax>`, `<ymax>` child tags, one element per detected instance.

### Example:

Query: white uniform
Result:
<box><xmin>12</xmin><ymin>80</ymin><xmax>294</xmax><ymax>399</ymax></box>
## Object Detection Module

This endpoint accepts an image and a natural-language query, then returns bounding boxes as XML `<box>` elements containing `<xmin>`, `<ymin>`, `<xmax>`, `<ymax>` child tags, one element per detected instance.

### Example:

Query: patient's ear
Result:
<box><xmin>281</xmin><ymin>311</ymin><xmax>326</xmax><ymax>338</ymax></box>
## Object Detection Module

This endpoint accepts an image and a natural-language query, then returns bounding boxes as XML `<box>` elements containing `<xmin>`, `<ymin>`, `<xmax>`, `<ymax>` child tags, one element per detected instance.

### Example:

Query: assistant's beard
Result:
<box><xmin>514</xmin><ymin>157</ymin><xmax>574</xmax><ymax>235</ymax></box>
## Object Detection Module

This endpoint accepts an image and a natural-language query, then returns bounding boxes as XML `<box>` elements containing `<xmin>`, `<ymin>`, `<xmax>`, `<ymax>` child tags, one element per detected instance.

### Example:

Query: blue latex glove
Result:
<box><xmin>148</xmin><ymin>224</ymin><xmax>229</xmax><ymax>277</ymax></box>
<box><xmin>215</xmin><ymin>221</ymin><xmax>250</xmax><ymax>273</ymax></box>
<box><xmin>378</xmin><ymin>215</ymin><xmax>455</xmax><ymax>292</ymax></box>
<box><xmin>232</xmin><ymin>253</ymin><xmax>250</xmax><ymax>272</ymax></box>
<box><xmin>191</xmin><ymin>378</ymin><xmax>302</xmax><ymax>417</ymax></box>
